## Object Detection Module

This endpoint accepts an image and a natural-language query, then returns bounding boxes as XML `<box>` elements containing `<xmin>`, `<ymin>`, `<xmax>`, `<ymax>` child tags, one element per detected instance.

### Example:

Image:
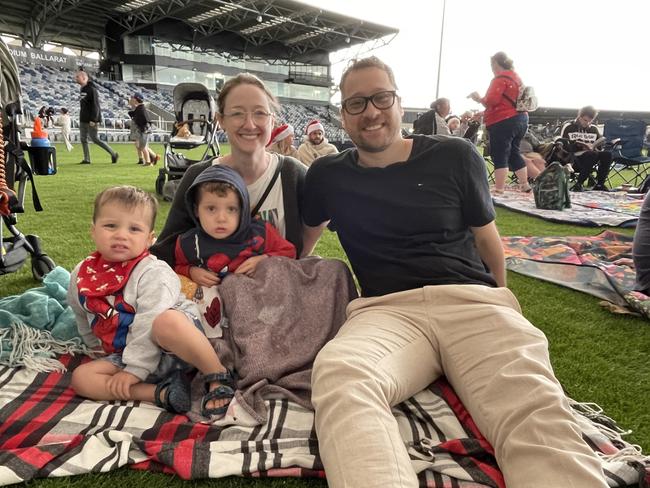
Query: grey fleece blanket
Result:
<box><xmin>207</xmin><ymin>256</ymin><xmax>357</xmax><ymax>423</ymax></box>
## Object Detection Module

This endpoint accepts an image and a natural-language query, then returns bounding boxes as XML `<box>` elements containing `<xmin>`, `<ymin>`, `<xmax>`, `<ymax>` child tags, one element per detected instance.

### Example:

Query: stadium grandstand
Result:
<box><xmin>0</xmin><ymin>0</ymin><xmax>398</xmax><ymax>146</ymax></box>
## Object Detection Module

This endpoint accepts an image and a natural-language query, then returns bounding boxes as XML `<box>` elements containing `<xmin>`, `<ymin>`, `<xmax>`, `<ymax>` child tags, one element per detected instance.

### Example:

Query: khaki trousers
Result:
<box><xmin>311</xmin><ymin>285</ymin><xmax>607</xmax><ymax>488</ymax></box>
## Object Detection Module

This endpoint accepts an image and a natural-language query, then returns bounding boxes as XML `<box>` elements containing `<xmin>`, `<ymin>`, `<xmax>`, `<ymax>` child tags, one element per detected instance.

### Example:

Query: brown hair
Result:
<box><xmin>339</xmin><ymin>56</ymin><xmax>398</xmax><ymax>96</ymax></box>
<box><xmin>491</xmin><ymin>51</ymin><xmax>514</xmax><ymax>70</ymax></box>
<box><xmin>93</xmin><ymin>186</ymin><xmax>158</xmax><ymax>230</ymax></box>
<box><xmin>578</xmin><ymin>105</ymin><xmax>598</xmax><ymax>119</ymax></box>
<box><xmin>196</xmin><ymin>181</ymin><xmax>242</xmax><ymax>208</ymax></box>
<box><xmin>217</xmin><ymin>73</ymin><xmax>280</xmax><ymax>115</ymax></box>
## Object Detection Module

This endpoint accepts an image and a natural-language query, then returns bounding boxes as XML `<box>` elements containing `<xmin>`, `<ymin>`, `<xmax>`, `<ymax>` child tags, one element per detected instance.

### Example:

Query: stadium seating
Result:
<box><xmin>17</xmin><ymin>65</ymin><xmax>346</xmax><ymax>145</ymax></box>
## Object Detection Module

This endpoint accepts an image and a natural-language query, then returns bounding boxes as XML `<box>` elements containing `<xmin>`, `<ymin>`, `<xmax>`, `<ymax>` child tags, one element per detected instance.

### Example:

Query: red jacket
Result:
<box><xmin>174</xmin><ymin>221</ymin><xmax>296</xmax><ymax>278</ymax></box>
<box><xmin>481</xmin><ymin>70</ymin><xmax>521</xmax><ymax>127</ymax></box>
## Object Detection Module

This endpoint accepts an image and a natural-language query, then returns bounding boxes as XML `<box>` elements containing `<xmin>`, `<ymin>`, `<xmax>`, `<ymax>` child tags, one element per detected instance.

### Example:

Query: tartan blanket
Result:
<box><xmin>1</xmin><ymin>355</ymin><xmax>648</xmax><ymax>487</ymax></box>
<box><xmin>502</xmin><ymin>230</ymin><xmax>650</xmax><ymax>319</ymax></box>
<box><xmin>493</xmin><ymin>190</ymin><xmax>643</xmax><ymax>227</ymax></box>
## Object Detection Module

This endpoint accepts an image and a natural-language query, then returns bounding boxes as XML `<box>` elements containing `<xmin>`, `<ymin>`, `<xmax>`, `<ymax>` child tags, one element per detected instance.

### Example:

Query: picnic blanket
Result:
<box><xmin>502</xmin><ymin>231</ymin><xmax>650</xmax><ymax>319</ymax></box>
<box><xmin>200</xmin><ymin>257</ymin><xmax>358</xmax><ymax>423</ymax></box>
<box><xmin>0</xmin><ymin>356</ymin><xmax>648</xmax><ymax>487</ymax></box>
<box><xmin>0</xmin><ymin>267</ymin><xmax>87</xmax><ymax>371</ymax></box>
<box><xmin>493</xmin><ymin>190</ymin><xmax>644</xmax><ymax>227</ymax></box>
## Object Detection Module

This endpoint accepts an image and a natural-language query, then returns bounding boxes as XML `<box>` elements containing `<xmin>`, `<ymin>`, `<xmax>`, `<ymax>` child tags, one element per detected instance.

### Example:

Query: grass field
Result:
<box><xmin>2</xmin><ymin>142</ymin><xmax>649</xmax><ymax>487</ymax></box>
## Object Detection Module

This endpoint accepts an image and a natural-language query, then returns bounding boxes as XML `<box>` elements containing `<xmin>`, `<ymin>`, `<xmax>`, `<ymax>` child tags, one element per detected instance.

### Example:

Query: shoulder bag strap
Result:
<box><xmin>251</xmin><ymin>156</ymin><xmax>284</xmax><ymax>217</ymax></box>
<box><xmin>495</xmin><ymin>74</ymin><xmax>518</xmax><ymax>108</ymax></box>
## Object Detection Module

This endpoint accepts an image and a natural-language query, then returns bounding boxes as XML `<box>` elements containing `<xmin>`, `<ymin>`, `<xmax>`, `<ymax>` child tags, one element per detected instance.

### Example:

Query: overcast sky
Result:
<box><xmin>305</xmin><ymin>0</ymin><xmax>648</xmax><ymax>114</ymax></box>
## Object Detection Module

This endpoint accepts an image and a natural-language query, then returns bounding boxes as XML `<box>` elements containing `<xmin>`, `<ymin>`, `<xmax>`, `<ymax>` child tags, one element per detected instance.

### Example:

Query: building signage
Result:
<box><xmin>8</xmin><ymin>46</ymin><xmax>99</xmax><ymax>71</ymax></box>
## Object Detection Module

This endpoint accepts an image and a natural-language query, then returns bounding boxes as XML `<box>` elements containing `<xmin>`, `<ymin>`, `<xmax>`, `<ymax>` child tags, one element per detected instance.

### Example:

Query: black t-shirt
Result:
<box><xmin>303</xmin><ymin>135</ymin><xmax>497</xmax><ymax>297</ymax></box>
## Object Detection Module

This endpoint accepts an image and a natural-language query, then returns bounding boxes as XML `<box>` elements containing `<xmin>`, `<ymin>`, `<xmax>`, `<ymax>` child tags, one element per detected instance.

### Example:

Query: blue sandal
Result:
<box><xmin>154</xmin><ymin>369</ymin><xmax>191</xmax><ymax>414</ymax></box>
<box><xmin>201</xmin><ymin>370</ymin><xmax>235</xmax><ymax>417</ymax></box>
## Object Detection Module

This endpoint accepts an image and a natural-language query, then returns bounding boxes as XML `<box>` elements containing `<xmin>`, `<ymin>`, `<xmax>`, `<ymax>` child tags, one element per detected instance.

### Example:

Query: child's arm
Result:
<box><xmin>66</xmin><ymin>265</ymin><xmax>102</xmax><ymax>350</ymax></box>
<box><xmin>234</xmin><ymin>223</ymin><xmax>297</xmax><ymax>276</ymax></box>
<box><xmin>173</xmin><ymin>237</ymin><xmax>193</xmax><ymax>277</ymax></box>
<box><xmin>262</xmin><ymin>222</ymin><xmax>297</xmax><ymax>258</ymax></box>
<box><xmin>174</xmin><ymin>236</ymin><xmax>221</xmax><ymax>286</ymax></box>
<box><xmin>120</xmin><ymin>261</ymin><xmax>189</xmax><ymax>380</ymax></box>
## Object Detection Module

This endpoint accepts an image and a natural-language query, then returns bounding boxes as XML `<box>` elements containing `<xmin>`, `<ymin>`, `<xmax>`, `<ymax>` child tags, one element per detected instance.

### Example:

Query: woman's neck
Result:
<box><xmin>220</xmin><ymin>148</ymin><xmax>270</xmax><ymax>185</ymax></box>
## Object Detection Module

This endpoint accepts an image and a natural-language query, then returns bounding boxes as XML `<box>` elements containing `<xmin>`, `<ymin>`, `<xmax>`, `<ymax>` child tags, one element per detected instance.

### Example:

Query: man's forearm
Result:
<box><xmin>301</xmin><ymin>223</ymin><xmax>327</xmax><ymax>258</ymax></box>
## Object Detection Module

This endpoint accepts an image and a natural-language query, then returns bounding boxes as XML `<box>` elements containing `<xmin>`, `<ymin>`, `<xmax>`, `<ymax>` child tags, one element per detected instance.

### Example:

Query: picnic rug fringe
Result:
<box><xmin>0</xmin><ymin>355</ymin><xmax>648</xmax><ymax>487</ymax></box>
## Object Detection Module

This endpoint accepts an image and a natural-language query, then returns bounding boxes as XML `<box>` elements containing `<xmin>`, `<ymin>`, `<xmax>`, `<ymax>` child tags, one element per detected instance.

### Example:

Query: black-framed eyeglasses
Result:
<box><xmin>341</xmin><ymin>90</ymin><xmax>397</xmax><ymax>115</ymax></box>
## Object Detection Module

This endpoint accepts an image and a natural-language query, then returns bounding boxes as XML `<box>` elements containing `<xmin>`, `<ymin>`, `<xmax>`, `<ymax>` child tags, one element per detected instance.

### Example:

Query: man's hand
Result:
<box><xmin>234</xmin><ymin>255</ymin><xmax>267</xmax><ymax>276</ymax></box>
<box><xmin>89</xmin><ymin>121</ymin><xmax>96</xmax><ymax>128</ymax></box>
<box><xmin>106</xmin><ymin>371</ymin><xmax>140</xmax><ymax>400</ymax></box>
<box><xmin>189</xmin><ymin>266</ymin><xmax>221</xmax><ymax>287</ymax></box>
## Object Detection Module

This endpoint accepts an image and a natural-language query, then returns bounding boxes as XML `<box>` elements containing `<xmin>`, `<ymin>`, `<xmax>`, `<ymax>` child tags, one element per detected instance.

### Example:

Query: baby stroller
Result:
<box><xmin>1</xmin><ymin>39</ymin><xmax>55</xmax><ymax>280</ymax></box>
<box><xmin>155</xmin><ymin>83</ymin><xmax>220</xmax><ymax>201</ymax></box>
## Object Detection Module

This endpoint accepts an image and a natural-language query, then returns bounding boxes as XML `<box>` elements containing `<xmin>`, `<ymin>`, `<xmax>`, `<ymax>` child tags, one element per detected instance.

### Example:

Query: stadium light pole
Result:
<box><xmin>435</xmin><ymin>0</ymin><xmax>446</xmax><ymax>99</ymax></box>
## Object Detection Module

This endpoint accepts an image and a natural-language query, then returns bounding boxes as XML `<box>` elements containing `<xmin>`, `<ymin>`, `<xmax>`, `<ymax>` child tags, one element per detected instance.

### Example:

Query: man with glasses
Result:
<box><xmin>296</xmin><ymin>119</ymin><xmax>338</xmax><ymax>166</ymax></box>
<box><xmin>561</xmin><ymin>105</ymin><xmax>612</xmax><ymax>191</ymax></box>
<box><xmin>302</xmin><ymin>56</ymin><xmax>608</xmax><ymax>488</ymax></box>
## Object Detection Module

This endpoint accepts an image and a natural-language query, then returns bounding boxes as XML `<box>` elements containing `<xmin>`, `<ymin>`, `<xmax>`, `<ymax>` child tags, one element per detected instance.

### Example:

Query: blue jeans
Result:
<box><xmin>488</xmin><ymin>113</ymin><xmax>528</xmax><ymax>172</ymax></box>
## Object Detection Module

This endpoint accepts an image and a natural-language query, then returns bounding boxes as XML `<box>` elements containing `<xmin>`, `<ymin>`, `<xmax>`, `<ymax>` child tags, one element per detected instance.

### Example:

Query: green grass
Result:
<box><xmin>3</xmin><ymin>143</ymin><xmax>649</xmax><ymax>487</ymax></box>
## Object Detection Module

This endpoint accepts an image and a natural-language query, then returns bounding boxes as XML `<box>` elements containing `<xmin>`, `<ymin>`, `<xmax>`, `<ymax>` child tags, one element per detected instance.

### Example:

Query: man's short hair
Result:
<box><xmin>578</xmin><ymin>105</ymin><xmax>598</xmax><ymax>120</ymax></box>
<box><xmin>93</xmin><ymin>186</ymin><xmax>158</xmax><ymax>230</ymax></box>
<box><xmin>339</xmin><ymin>56</ymin><xmax>398</xmax><ymax>95</ymax></box>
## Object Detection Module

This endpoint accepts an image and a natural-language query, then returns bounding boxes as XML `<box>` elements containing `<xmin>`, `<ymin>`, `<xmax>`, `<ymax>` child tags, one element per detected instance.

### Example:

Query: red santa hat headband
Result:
<box><xmin>306</xmin><ymin>120</ymin><xmax>324</xmax><ymax>135</ymax></box>
<box><xmin>267</xmin><ymin>124</ymin><xmax>294</xmax><ymax>147</ymax></box>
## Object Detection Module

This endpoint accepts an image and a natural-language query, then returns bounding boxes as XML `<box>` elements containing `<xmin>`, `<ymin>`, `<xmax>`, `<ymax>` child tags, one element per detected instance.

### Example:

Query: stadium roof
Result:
<box><xmin>0</xmin><ymin>0</ymin><xmax>398</xmax><ymax>63</ymax></box>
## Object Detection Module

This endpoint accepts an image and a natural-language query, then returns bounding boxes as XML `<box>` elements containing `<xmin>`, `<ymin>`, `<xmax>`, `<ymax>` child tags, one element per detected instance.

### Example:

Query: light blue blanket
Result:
<box><xmin>0</xmin><ymin>266</ymin><xmax>86</xmax><ymax>371</ymax></box>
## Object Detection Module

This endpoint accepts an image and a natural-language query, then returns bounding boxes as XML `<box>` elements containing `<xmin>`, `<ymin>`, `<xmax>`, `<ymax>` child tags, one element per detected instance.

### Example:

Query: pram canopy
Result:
<box><xmin>173</xmin><ymin>82</ymin><xmax>216</xmax><ymax>125</ymax></box>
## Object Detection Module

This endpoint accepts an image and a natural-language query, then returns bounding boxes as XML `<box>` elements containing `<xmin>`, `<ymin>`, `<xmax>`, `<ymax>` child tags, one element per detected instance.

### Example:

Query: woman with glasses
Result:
<box><xmin>152</xmin><ymin>73</ymin><xmax>318</xmax><ymax>266</ymax></box>
<box><xmin>468</xmin><ymin>51</ymin><xmax>531</xmax><ymax>194</ymax></box>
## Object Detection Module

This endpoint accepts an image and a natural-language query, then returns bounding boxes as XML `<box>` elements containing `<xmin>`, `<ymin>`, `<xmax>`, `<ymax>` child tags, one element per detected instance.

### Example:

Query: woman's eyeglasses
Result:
<box><xmin>341</xmin><ymin>90</ymin><xmax>397</xmax><ymax>115</ymax></box>
<box><xmin>222</xmin><ymin>110</ymin><xmax>272</xmax><ymax>125</ymax></box>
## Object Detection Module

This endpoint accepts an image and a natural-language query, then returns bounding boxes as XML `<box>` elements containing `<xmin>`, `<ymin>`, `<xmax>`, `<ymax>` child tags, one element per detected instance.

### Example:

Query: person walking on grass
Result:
<box><xmin>75</xmin><ymin>69</ymin><xmax>118</xmax><ymax>165</ymax></box>
<box><xmin>128</xmin><ymin>92</ymin><xmax>159</xmax><ymax>166</ymax></box>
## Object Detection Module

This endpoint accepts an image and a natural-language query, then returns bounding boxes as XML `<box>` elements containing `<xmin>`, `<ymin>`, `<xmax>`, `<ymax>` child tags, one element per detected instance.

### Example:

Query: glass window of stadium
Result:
<box><xmin>122</xmin><ymin>64</ymin><xmax>154</xmax><ymax>83</ymax></box>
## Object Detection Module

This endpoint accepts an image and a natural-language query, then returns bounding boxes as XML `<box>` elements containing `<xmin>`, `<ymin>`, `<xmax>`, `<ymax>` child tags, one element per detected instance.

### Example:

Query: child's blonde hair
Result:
<box><xmin>93</xmin><ymin>186</ymin><xmax>158</xmax><ymax>230</ymax></box>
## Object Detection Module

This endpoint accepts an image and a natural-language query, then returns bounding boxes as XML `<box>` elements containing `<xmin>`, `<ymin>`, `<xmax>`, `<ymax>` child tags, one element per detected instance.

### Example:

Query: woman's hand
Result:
<box><xmin>106</xmin><ymin>371</ymin><xmax>139</xmax><ymax>400</ymax></box>
<box><xmin>234</xmin><ymin>255</ymin><xmax>268</xmax><ymax>277</ymax></box>
<box><xmin>467</xmin><ymin>91</ymin><xmax>482</xmax><ymax>103</ymax></box>
<box><xmin>189</xmin><ymin>266</ymin><xmax>221</xmax><ymax>287</ymax></box>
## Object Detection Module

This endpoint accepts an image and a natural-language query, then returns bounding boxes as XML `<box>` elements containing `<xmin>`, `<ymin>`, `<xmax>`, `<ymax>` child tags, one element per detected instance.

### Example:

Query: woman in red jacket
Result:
<box><xmin>469</xmin><ymin>52</ymin><xmax>530</xmax><ymax>193</ymax></box>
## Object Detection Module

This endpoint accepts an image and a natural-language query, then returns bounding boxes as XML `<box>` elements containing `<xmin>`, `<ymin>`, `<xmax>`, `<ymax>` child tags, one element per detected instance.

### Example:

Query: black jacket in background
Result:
<box><xmin>79</xmin><ymin>80</ymin><xmax>102</xmax><ymax>123</ymax></box>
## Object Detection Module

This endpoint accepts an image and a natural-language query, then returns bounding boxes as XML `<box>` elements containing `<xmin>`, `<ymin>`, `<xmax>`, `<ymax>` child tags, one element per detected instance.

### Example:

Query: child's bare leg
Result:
<box><xmin>71</xmin><ymin>359</ymin><xmax>155</xmax><ymax>402</ymax></box>
<box><xmin>152</xmin><ymin>310</ymin><xmax>230</xmax><ymax>411</ymax></box>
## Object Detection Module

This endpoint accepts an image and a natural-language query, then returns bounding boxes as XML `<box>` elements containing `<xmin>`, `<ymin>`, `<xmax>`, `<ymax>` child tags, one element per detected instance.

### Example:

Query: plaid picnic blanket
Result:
<box><xmin>502</xmin><ymin>230</ymin><xmax>650</xmax><ymax>319</ymax></box>
<box><xmin>493</xmin><ymin>190</ymin><xmax>643</xmax><ymax>227</ymax></box>
<box><xmin>1</xmin><ymin>355</ymin><xmax>648</xmax><ymax>487</ymax></box>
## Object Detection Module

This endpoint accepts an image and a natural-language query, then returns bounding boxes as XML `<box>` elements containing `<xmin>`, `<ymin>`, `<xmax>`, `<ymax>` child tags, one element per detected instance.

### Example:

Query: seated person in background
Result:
<box><xmin>446</xmin><ymin>115</ymin><xmax>462</xmax><ymax>136</ymax></box>
<box><xmin>431</xmin><ymin>97</ymin><xmax>452</xmax><ymax>135</ymax></box>
<box><xmin>634</xmin><ymin>192</ymin><xmax>650</xmax><ymax>295</ymax></box>
<box><xmin>68</xmin><ymin>186</ymin><xmax>230</xmax><ymax>417</ymax></box>
<box><xmin>297</xmin><ymin>119</ymin><xmax>338</xmax><ymax>166</ymax></box>
<box><xmin>267</xmin><ymin>123</ymin><xmax>299</xmax><ymax>159</ymax></box>
<box><xmin>519</xmin><ymin>128</ymin><xmax>547</xmax><ymax>181</ymax></box>
<box><xmin>174</xmin><ymin>164</ymin><xmax>296</xmax><ymax>286</ymax></box>
<box><xmin>561</xmin><ymin>106</ymin><xmax>612</xmax><ymax>192</ymax></box>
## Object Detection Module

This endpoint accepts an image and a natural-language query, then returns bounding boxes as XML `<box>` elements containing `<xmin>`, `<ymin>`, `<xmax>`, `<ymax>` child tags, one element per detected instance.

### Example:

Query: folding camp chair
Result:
<box><xmin>603</xmin><ymin>119</ymin><xmax>650</xmax><ymax>187</ymax></box>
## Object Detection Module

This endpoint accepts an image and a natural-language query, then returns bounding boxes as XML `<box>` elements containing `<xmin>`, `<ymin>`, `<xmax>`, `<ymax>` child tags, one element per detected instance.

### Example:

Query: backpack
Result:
<box><xmin>496</xmin><ymin>75</ymin><xmax>539</xmax><ymax>112</ymax></box>
<box><xmin>413</xmin><ymin>109</ymin><xmax>436</xmax><ymax>135</ymax></box>
<box><xmin>532</xmin><ymin>162</ymin><xmax>571</xmax><ymax>210</ymax></box>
